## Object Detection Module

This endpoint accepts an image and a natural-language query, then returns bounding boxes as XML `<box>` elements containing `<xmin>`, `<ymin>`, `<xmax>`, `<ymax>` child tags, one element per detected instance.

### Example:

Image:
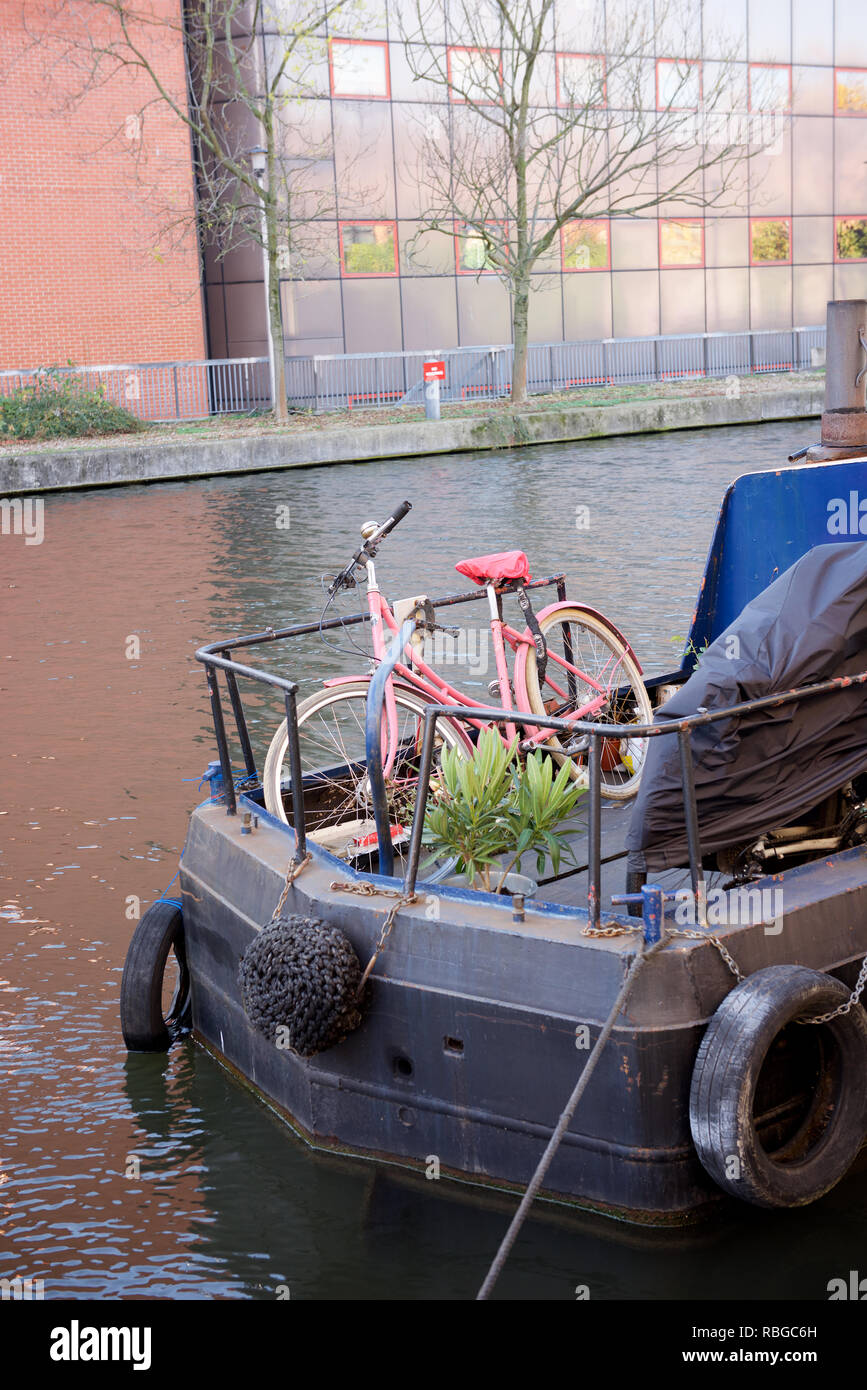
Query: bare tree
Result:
<box><xmin>399</xmin><ymin>0</ymin><xmax>774</xmax><ymax>404</ymax></box>
<box><xmin>28</xmin><ymin>0</ymin><xmax>374</xmax><ymax>420</ymax></box>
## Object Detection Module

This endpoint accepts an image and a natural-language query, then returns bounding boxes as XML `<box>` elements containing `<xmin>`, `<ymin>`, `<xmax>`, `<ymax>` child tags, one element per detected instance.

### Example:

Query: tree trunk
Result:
<box><xmin>511</xmin><ymin>276</ymin><xmax>530</xmax><ymax>406</ymax></box>
<box><xmin>264</xmin><ymin>194</ymin><xmax>288</xmax><ymax>422</ymax></box>
<box><xmin>268</xmin><ymin>252</ymin><xmax>287</xmax><ymax>422</ymax></box>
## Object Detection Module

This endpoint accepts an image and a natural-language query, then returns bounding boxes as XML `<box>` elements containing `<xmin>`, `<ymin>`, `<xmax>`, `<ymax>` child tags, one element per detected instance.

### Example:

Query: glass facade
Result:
<box><xmin>205</xmin><ymin>0</ymin><xmax>867</xmax><ymax>360</ymax></box>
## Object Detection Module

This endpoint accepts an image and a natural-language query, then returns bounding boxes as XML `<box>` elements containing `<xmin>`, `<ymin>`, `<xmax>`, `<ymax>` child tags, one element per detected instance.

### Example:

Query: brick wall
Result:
<box><xmin>0</xmin><ymin>2</ymin><xmax>206</xmax><ymax>369</ymax></box>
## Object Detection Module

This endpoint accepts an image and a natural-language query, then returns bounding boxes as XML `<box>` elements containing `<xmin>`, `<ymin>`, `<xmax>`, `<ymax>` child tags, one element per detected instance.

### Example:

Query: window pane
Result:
<box><xmin>563</xmin><ymin>220</ymin><xmax>609</xmax><ymax>269</ymax></box>
<box><xmin>837</xmin><ymin>217</ymin><xmax>867</xmax><ymax>260</ymax></box>
<box><xmin>751</xmin><ymin>218</ymin><xmax>790</xmax><ymax>262</ymax></box>
<box><xmin>558</xmin><ymin>54</ymin><xmax>605</xmax><ymax>106</ymax></box>
<box><xmin>458</xmin><ymin>228</ymin><xmax>495</xmax><ymax>271</ymax></box>
<box><xmin>836</xmin><ymin>70</ymin><xmax>867</xmax><ymax>114</ymax></box>
<box><xmin>331</xmin><ymin>41</ymin><xmax>388</xmax><ymax>97</ymax></box>
<box><xmin>657</xmin><ymin>59</ymin><xmax>700</xmax><ymax>108</ymax></box>
<box><xmin>449</xmin><ymin>47</ymin><xmax>499</xmax><ymax>102</ymax></box>
<box><xmin>341</xmin><ymin>223</ymin><xmax>397</xmax><ymax>274</ymax></box>
<box><xmin>660</xmin><ymin>220</ymin><xmax>703</xmax><ymax>266</ymax></box>
<box><xmin>750</xmin><ymin>65</ymin><xmax>790</xmax><ymax>111</ymax></box>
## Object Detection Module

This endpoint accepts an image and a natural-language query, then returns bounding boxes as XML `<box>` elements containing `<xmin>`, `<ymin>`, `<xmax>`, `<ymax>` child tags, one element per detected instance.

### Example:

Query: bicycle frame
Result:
<box><xmin>354</xmin><ymin>554</ymin><xmax>620</xmax><ymax>771</ymax></box>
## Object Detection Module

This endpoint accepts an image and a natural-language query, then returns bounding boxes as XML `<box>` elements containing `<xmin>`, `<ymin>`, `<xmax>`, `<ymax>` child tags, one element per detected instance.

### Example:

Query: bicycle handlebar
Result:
<box><xmin>327</xmin><ymin>500</ymin><xmax>413</xmax><ymax>596</ymax></box>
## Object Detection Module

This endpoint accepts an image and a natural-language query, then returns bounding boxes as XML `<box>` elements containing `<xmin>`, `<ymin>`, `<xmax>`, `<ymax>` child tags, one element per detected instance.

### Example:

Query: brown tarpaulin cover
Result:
<box><xmin>626</xmin><ymin>541</ymin><xmax>867</xmax><ymax>873</ymax></box>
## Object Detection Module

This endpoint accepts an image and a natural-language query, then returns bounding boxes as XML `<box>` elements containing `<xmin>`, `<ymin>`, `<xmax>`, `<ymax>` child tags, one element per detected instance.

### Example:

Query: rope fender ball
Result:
<box><xmin>238</xmin><ymin>914</ymin><xmax>364</xmax><ymax>1058</ymax></box>
<box><xmin>120</xmin><ymin>901</ymin><xmax>192</xmax><ymax>1052</ymax></box>
<box><xmin>689</xmin><ymin>964</ymin><xmax>867</xmax><ymax>1209</ymax></box>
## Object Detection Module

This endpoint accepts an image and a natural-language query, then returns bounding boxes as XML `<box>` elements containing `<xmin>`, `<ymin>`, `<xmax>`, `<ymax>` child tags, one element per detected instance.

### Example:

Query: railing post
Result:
<box><xmin>403</xmin><ymin>706</ymin><xmax>438</xmax><ymax>897</ymax></box>
<box><xmin>366</xmin><ymin>619</ymin><xmax>416</xmax><ymax>877</ymax></box>
<box><xmin>587</xmin><ymin>734</ymin><xmax>602</xmax><ymax>930</ymax></box>
<box><xmin>678</xmin><ymin>726</ymin><xmax>706</xmax><ymax>926</ymax></box>
<box><xmin>206</xmin><ymin>667</ymin><xmax>237</xmax><ymax>815</ymax></box>
<box><xmin>283</xmin><ymin>688</ymin><xmax>307</xmax><ymax>857</ymax></box>
<box><xmin>173</xmin><ymin>364</ymin><xmax>180</xmax><ymax>419</ymax></box>
<box><xmin>221</xmin><ymin>651</ymin><xmax>257</xmax><ymax>779</ymax></box>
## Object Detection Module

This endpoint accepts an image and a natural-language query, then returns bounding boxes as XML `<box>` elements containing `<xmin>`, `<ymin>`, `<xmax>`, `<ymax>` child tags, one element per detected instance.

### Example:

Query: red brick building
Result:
<box><xmin>0</xmin><ymin>2</ymin><xmax>205</xmax><ymax>370</ymax></box>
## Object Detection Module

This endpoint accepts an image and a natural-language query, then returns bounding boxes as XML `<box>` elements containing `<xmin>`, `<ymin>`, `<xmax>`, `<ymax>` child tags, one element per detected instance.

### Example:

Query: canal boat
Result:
<box><xmin>121</xmin><ymin>303</ymin><xmax>867</xmax><ymax>1224</ymax></box>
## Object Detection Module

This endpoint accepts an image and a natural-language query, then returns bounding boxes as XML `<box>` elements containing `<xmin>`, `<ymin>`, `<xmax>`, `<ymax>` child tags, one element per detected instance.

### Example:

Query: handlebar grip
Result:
<box><xmin>377</xmin><ymin>500</ymin><xmax>412</xmax><ymax>540</ymax></box>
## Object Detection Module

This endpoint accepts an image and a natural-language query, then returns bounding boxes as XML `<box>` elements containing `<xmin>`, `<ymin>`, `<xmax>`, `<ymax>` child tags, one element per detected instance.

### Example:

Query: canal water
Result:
<box><xmin>3</xmin><ymin>418</ymin><xmax>867</xmax><ymax>1300</ymax></box>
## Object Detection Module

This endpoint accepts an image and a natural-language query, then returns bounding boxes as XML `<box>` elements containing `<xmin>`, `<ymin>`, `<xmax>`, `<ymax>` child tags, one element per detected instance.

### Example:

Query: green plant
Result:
<box><xmin>671</xmin><ymin>634</ymin><xmax>708</xmax><ymax>663</ymax></box>
<box><xmin>0</xmin><ymin>369</ymin><xmax>145</xmax><ymax>441</ymax></box>
<box><xmin>422</xmin><ymin>728</ymin><xmax>585</xmax><ymax>893</ymax></box>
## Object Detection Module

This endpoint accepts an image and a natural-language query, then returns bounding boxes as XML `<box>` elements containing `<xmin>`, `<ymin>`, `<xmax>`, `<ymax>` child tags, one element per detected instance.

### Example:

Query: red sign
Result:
<box><xmin>423</xmin><ymin>360</ymin><xmax>446</xmax><ymax>382</ymax></box>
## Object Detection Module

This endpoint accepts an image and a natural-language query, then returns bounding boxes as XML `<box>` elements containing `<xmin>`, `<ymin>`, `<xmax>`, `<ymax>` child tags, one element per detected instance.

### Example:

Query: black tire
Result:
<box><xmin>121</xmin><ymin>901</ymin><xmax>191</xmax><ymax>1051</ymax></box>
<box><xmin>689</xmin><ymin>964</ymin><xmax>867</xmax><ymax>1208</ymax></box>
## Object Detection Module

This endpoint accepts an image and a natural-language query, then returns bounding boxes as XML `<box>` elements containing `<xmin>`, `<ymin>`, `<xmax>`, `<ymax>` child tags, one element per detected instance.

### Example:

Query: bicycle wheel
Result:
<box><xmin>262</xmin><ymin>680</ymin><xmax>471</xmax><ymax>879</ymax></box>
<box><xmin>520</xmin><ymin>606</ymin><xmax>652</xmax><ymax>801</ymax></box>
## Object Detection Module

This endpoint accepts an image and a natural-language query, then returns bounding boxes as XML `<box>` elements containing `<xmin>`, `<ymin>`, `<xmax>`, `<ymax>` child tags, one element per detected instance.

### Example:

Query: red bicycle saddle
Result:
<box><xmin>454</xmin><ymin>550</ymin><xmax>532</xmax><ymax>585</ymax></box>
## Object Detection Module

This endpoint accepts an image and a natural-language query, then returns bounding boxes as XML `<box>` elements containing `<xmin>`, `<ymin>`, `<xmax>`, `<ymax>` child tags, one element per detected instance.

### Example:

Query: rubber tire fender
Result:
<box><xmin>121</xmin><ymin>901</ymin><xmax>191</xmax><ymax>1052</ymax></box>
<box><xmin>689</xmin><ymin>964</ymin><xmax>867</xmax><ymax>1208</ymax></box>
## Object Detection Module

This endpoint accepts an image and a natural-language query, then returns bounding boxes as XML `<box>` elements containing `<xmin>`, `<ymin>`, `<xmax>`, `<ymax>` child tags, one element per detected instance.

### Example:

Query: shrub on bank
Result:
<box><xmin>0</xmin><ymin>369</ymin><xmax>145</xmax><ymax>440</ymax></box>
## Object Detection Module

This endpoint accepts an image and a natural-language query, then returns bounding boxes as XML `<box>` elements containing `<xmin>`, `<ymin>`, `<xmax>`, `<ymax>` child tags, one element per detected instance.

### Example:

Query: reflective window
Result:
<box><xmin>339</xmin><ymin>222</ymin><xmax>399</xmax><ymax>275</ymax></box>
<box><xmin>836</xmin><ymin>216</ymin><xmax>867</xmax><ymax>261</ymax></box>
<box><xmin>750</xmin><ymin>217</ymin><xmax>791</xmax><ymax>263</ymax></box>
<box><xmin>455</xmin><ymin>221</ymin><xmax>505</xmax><ymax>273</ymax></box>
<box><xmin>659</xmin><ymin>219</ymin><xmax>704</xmax><ymax>267</ymax></box>
<box><xmin>556</xmin><ymin>53</ymin><xmax>606</xmax><ymax>107</ymax></box>
<box><xmin>330</xmin><ymin>40</ymin><xmax>390</xmax><ymax>99</ymax></box>
<box><xmin>656</xmin><ymin>59</ymin><xmax>701</xmax><ymax>110</ymax></box>
<box><xmin>836</xmin><ymin>69</ymin><xmax>867</xmax><ymax>115</ymax></box>
<box><xmin>562</xmin><ymin>220</ymin><xmax>610</xmax><ymax>271</ymax></box>
<box><xmin>448</xmin><ymin>46</ymin><xmax>500</xmax><ymax>103</ymax></box>
<box><xmin>749</xmin><ymin>64</ymin><xmax>791</xmax><ymax>112</ymax></box>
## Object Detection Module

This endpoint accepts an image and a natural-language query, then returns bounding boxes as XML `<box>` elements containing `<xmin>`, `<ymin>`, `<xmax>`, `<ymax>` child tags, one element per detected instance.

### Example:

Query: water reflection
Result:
<box><xmin>6</xmin><ymin>418</ymin><xmax>863</xmax><ymax>1299</ymax></box>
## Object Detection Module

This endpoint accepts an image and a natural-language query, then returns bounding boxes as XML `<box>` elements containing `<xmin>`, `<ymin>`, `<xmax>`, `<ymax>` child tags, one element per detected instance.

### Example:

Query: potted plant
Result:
<box><xmin>422</xmin><ymin>728</ymin><xmax>586</xmax><ymax>895</ymax></box>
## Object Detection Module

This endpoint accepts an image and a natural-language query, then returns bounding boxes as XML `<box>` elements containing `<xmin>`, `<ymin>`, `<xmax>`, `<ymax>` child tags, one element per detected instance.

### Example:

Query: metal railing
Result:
<box><xmin>286</xmin><ymin>325</ymin><xmax>826</xmax><ymax>413</ymax></box>
<box><xmin>0</xmin><ymin>358</ymin><xmax>271</xmax><ymax>423</ymax></box>
<box><xmin>194</xmin><ymin>571</ymin><xmax>568</xmax><ymax>820</ymax></box>
<box><xmin>1</xmin><ymin>325</ymin><xmax>825</xmax><ymax>423</ymax></box>
<box><xmin>195</xmin><ymin>583</ymin><xmax>867</xmax><ymax>930</ymax></box>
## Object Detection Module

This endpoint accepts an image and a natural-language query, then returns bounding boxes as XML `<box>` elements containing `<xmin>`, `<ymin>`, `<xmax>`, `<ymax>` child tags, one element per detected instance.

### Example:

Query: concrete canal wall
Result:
<box><xmin>1</xmin><ymin>380</ymin><xmax>824</xmax><ymax>495</ymax></box>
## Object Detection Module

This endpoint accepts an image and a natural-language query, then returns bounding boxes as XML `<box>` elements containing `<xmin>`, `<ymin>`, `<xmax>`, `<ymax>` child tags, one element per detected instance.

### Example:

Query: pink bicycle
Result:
<box><xmin>263</xmin><ymin>501</ymin><xmax>651</xmax><ymax>858</ymax></box>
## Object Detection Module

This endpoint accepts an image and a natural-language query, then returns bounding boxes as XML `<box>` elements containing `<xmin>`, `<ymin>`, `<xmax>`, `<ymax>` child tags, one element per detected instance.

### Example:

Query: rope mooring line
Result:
<box><xmin>476</xmin><ymin>937</ymin><xmax>662</xmax><ymax>1301</ymax></box>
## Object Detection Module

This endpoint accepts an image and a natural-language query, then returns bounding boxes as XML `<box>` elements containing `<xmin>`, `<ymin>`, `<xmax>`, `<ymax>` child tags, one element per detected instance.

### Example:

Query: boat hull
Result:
<box><xmin>179</xmin><ymin>799</ymin><xmax>867</xmax><ymax>1224</ymax></box>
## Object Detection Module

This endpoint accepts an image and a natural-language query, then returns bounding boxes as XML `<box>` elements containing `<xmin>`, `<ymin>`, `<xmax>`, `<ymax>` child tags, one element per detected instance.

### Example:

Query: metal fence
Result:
<box><xmin>0</xmin><ymin>326</ymin><xmax>826</xmax><ymax>423</ymax></box>
<box><xmin>286</xmin><ymin>325</ymin><xmax>826</xmax><ymax>413</ymax></box>
<box><xmin>0</xmin><ymin>358</ymin><xmax>271</xmax><ymax>423</ymax></box>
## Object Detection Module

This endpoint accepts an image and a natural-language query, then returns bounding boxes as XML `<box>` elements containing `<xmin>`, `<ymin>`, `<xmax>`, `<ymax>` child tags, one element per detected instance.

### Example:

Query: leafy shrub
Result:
<box><xmin>423</xmin><ymin>727</ymin><xmax>585</xmax><ymax>892</ymax></box>
<box><xmin>0</xmin><ymin>369</ymin><xmax>145</xmax><ymax>440</ymax></box>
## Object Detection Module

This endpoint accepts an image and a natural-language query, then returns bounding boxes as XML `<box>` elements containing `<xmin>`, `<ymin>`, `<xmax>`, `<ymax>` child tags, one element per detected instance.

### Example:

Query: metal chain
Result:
<box><xmin>329</xmin><ymin>879</ymin><xmax>418</xmax><ymax>995</ymax></box>
<box><xmin>665</xmin><ymin>925</ymin><xmax>745</xmax><ymax>982</ymax></box>
<box><xmin>584</xmin><ymin>914</ymin><xmax>867</xmax><ymax>1024</ymax></box>
<box><xmin>582</xmin><ymin>917</ymin><xmax>744</xmax><ymax>980</ymax></box>
<box><xmin>269</xmin><ymin>852</ymin><xmax>313</xmax><ymax>924</ymax></box>
<box><xmin>797</xmin><ymin>951</ymin><xmax>867</xmax><ymax>1026</ymax></box>
<box><xmin>582</xmin><ymin>921</ymin><xmax>642</xmax><ymax>938</ymax></box>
